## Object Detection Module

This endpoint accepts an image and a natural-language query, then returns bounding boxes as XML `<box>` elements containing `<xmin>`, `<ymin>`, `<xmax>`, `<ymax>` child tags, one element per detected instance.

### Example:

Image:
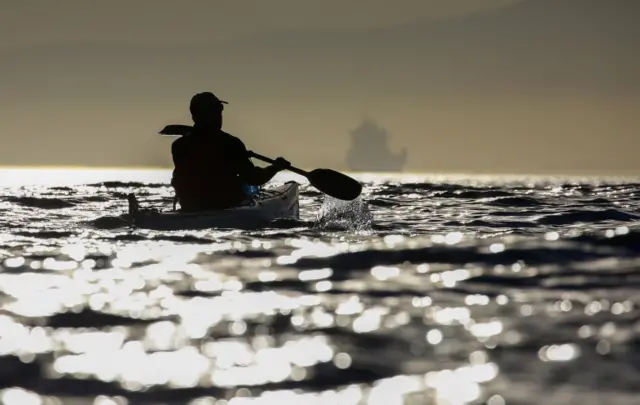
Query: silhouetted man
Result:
<box><xmin>171</xmin><ymin>92</ymin><xmax>290</xmax><ymax>211</ymax></box>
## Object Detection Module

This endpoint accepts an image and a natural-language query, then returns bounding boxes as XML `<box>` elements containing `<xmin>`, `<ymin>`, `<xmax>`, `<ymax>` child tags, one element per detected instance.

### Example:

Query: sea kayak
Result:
<box><xmin>124</xmin><ymin>181</ymin><xmax>300</xmax><ymax>230</ymax></box>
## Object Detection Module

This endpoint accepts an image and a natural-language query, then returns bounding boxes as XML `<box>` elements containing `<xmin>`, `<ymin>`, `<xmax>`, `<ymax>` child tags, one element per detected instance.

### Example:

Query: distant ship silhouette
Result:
<box><xmin>345</xmin><ymin>119</ymin><xmax>407</xmax><ymax>172</ymax></box>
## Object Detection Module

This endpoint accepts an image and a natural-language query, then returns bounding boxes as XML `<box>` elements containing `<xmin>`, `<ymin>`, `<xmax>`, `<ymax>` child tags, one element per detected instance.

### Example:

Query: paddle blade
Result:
<box><xmin>307</xmin><ymin>169</ymin><xmax>362</xmax><ymax>201</ymax></box>
<box><xmin>159</xmin><ymin>124</ymin><xmax>193</xmax><ymax>136</ymax></box>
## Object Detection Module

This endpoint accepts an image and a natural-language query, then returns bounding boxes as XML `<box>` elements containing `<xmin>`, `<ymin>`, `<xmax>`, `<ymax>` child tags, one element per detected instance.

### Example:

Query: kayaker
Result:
<box><xmin>171</xmin><ymin>92</ymin><xmax>291</xmax><ymax>212</ymax></box>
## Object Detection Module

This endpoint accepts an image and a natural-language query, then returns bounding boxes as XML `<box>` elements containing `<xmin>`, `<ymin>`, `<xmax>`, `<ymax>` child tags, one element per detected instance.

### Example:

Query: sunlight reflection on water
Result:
<box><xmin>0</xmin><ymin>168</ymin><xmax>171</xmax><ymax>187</ymax></box>
<box><xmin>0</xmin><ymin>168</ymin><xmax>307</xmax><ymax>187</ymax></box>
<box><xmin>1</xmin><ymin>170</ymin><xmax>640</xmax><ymax>404</ymax></box>
<box><xmin>0</xmin><ymin>234</ymin><xmax>509</xmax><ymax>405</ymax></box>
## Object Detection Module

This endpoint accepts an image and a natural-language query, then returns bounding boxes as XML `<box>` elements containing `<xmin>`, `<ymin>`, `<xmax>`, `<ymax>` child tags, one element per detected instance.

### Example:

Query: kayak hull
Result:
<box><xmin>125</xmin><ymin>181</ymin><xmax>300</xmax><ymax>230</ymax></box>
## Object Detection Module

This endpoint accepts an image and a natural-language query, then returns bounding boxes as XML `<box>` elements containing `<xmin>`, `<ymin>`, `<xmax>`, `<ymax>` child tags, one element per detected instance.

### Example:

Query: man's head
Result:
<box><xmin>189</xmin><ymin>92</ymin><xmax>228</xmax><ymax>129</ymax></box>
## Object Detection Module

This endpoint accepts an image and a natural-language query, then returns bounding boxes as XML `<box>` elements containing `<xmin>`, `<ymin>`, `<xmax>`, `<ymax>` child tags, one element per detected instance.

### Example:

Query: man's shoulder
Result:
<box><xmin>171</xmin><ymin>130</ymin><xmax>247</xmax><ymax>155</ymax></box>
<box><xmin>221</xmin><ymin>131</ymin><xmax>247</xmax><ymax>150</ymax></box>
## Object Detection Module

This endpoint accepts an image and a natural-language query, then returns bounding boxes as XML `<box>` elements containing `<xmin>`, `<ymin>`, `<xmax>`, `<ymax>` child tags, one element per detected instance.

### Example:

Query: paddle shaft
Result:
<box><xmin>248</xmin><ymin>151</ymin><xmax>309</xmax><ymax>178</ymax></box>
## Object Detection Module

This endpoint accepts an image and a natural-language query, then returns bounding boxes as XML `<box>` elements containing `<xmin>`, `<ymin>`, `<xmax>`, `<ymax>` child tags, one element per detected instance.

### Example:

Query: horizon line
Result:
<box><xmin>0</xmin><ymin>165</ymin><xmax>637</xmax><ymax>180</ymax></box>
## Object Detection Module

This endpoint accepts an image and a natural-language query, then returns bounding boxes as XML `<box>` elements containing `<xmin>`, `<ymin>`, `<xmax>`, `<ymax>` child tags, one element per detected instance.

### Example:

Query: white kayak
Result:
<box><xmin>124</xmin><ymin>181</ymin><xmax>300</xmax><ymax>230</ymax></box>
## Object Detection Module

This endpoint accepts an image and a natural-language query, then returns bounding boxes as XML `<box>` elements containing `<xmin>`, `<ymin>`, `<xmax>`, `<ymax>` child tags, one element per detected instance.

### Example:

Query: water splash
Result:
<box><xmin>314</xmin><ymin>195</ymin><xmax>373</xmax><ymax>231</ymax></box>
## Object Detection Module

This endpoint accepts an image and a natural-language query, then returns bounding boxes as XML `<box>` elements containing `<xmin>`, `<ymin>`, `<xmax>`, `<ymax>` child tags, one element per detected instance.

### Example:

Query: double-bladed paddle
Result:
<box><xmin>158</xmin><ymin>124</ymin><xmax>363</xmax><ymax>201</ymax></box>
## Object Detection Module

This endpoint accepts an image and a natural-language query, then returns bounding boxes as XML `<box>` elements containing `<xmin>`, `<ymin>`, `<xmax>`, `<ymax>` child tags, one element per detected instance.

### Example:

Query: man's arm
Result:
<box><xmin>231</xmin><ymin>138</ymin><xmax>288</xmax><ymax>186</ymax></box>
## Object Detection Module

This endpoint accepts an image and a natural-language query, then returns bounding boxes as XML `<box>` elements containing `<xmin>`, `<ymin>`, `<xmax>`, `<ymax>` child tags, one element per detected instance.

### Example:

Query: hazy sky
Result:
<box><xmin>0</xmin><ymin>0</ymin><xmax>517</xmax><ymax>50</ymax></box>
<box><xmin>0</xmin><ymin>0</ymin><xmax>638</xmax><ymax>176</ymax></box>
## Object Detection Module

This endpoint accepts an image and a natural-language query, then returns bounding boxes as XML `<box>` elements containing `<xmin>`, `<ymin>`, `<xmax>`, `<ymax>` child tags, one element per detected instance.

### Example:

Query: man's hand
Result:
<box><xmin>273</xmin><ymin>157</ymin><xmax>291</xmax><ymax>171</ymax></box>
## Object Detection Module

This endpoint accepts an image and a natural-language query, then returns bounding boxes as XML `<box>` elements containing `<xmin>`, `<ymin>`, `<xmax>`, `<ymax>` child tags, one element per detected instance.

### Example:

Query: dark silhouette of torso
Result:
<box><xmin>171</xmin><ymin>127</ymin><xmax>253</xmax><ymax>211</ymax></box>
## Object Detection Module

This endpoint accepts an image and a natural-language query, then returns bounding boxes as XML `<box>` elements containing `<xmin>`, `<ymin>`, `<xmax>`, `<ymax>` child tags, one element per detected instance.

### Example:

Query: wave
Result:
<box><xmin>537</xmin><ymin>209</ymin><xmax>640</xmax><ymax>225</ymax></box>
<box><xmin>279</xmin><ymin>228</ymin><xmax>640</xmax><ymax>270</ymax></box>
<box><xmin>85</xmin><ymin>215</ymin><xmax>130</xmax><ymax>230</ymax></box>
<box><xmin>482</xmin><ymin>196</ymin><xmax>545</xmax><ymax>207</ymax></box>
<box><xmin>86</xmin><ymin>181</ymin><xmax>168</xmax><ymax>188</ymax></box>
<box><xmin>4</xmin><ymin>196</ymin><xmax>76</xmax><ymax>209</ymax></box>
<box><xmin>12</xmin><ymin>230</ymin><xmax>76</xmax><ymax>238</ymax></box>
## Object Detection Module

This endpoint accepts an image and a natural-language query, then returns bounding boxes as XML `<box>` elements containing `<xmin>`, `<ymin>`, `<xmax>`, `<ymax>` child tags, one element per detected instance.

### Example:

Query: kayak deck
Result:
<box><xmin>124</xmin><ymin>181</ymin><xmax>300</xmax><ymax>230</ymax></box>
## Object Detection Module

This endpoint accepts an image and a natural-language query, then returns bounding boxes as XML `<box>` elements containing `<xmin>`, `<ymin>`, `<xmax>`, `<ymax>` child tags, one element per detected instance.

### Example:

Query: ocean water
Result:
<box><xmin>1</xmin><ymin>168</ymin><xmax>640</xmax><ymax>405</ymax></box>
